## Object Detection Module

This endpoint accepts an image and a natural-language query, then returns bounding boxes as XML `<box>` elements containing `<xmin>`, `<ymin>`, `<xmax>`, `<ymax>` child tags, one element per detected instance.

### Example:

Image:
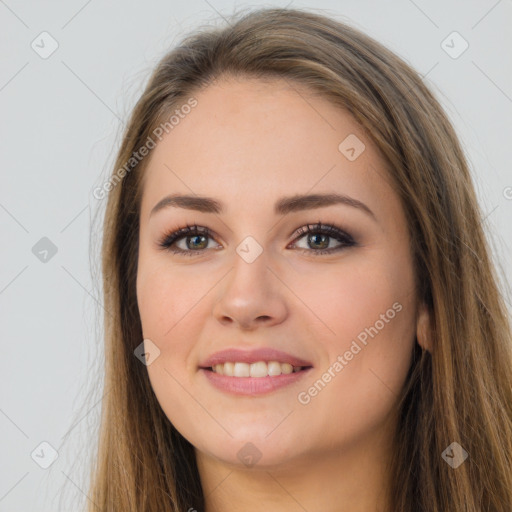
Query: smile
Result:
<box><xmin>200</xmin><ymin>364</ymin><xmax>313</xmax><ymax>396</ymax></box>
<box><xmin>210</xmin><ymin>361</ymin><xmax>306</xmax><ymax>377</ymax></box>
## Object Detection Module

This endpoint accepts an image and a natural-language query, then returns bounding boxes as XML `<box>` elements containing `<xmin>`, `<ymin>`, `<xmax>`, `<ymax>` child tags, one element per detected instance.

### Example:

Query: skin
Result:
<box><xmin>136</xmin><ymin>76</ymin><xmax>432</xmax><ymax>512</ymax></box>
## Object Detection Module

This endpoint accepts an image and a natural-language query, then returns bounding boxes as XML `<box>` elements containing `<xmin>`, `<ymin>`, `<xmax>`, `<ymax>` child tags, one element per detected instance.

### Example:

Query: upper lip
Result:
<box><xmin>199</xmin><ymin>347</ymin><xmax>313</xmax><ymax>368</ymax></box>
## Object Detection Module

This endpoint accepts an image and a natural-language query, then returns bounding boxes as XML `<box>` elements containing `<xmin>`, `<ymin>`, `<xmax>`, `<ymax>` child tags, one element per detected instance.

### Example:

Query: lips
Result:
<box><xmin>199</xmin><ymin>347</ymin><xmax>313</xmax><ymax>369</ymax></box>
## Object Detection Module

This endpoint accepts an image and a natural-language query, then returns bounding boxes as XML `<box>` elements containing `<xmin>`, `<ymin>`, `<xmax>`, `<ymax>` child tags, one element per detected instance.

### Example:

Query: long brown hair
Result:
<box><xmin>87</xmin><ymin>7</ymin><xmax>512</xmax><ymax>511</ymax></box>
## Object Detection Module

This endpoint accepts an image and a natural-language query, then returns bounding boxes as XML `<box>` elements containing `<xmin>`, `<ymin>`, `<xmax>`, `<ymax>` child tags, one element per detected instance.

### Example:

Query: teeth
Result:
<box><xmin>234</xmin><ymin>362</ymin><xmax>250</xmax><ymax>377</ymax></box>
<box><xmin>250</xmin><ymin>361</ymin><xmax>267</xmax><ymax>377</ymax></box>
<box><xmin>223</xmin><ymin>362</ymin><xmax>234</xmax><ymax>376</ymax></box>
<box><xmin>268</xmin><ymin>361</ymin><xmax>282</xmax><ymax>376</ymax></box>
<box><xmin>212</xmin><ymin>361</ymin><xmax>303</xmax><ymax>377</ymax></box>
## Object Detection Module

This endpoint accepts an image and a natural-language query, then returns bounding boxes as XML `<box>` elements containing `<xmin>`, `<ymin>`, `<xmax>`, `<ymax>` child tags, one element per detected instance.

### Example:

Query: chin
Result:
<box><xmin>199</xmin><ymin>430</ymin><xmax>307</xmax><ymax>470</ymax></box>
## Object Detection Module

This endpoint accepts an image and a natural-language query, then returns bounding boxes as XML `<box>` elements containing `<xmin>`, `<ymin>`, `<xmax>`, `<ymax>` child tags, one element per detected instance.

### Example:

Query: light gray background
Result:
<box><xmin>1</xmin><ymin>1</ymin><xmax>511</xmax><ymax>510</ymax></box>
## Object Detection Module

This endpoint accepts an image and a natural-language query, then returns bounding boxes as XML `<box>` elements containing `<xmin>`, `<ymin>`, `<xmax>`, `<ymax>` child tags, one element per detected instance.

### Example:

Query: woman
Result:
<box><xmin>88</xmin><ymin>7</ymin><xmax>512</xmax><ymax>511</ymax></box>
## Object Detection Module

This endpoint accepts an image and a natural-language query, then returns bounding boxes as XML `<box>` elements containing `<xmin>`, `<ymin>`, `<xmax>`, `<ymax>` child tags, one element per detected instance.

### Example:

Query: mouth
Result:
<box><xmin>198</xmin><ymin>347</ymin><xmax>314</xmax><ymax>395</ymax></box>
<box><xmin>201</xmin><ymin>361</ymin><xmax>313</xmax><ymax>377</ymax></box>
<box><xmin>198</xmin><ymin>361</ymin><xmax>314</xmax><ymax>396</ymax></box>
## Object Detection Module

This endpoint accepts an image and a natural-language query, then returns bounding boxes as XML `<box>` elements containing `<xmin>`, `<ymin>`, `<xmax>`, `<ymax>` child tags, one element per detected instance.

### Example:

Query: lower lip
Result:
<box><xmin>199</xmin><ymin>368</ymin><xmax>313</xmax><ymax>396</ymax></box>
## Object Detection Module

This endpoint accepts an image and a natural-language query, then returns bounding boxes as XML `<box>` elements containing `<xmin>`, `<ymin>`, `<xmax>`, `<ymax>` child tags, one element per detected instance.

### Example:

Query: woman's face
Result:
<box><xmin>136</xmin><ymin>76</ymin><xmax>426</xmax><ymax>470</ymax></box>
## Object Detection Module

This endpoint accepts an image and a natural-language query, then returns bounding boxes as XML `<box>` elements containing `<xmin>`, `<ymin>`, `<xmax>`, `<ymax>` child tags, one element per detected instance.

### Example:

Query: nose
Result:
<box><xmin>212</xmin><ymin>249</ymin><xmax>288</xmax><ymax>331</ymax></box>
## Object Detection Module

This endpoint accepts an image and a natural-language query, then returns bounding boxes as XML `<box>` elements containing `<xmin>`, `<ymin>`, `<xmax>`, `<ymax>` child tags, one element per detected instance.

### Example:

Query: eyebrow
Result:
<box><xmin>150</xmin><ymin>192</ymin><xmax>376</xmax><ymax>220</ymax></box>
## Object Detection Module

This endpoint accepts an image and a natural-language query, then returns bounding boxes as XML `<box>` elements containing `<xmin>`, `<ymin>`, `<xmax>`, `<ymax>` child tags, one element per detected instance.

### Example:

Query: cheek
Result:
<box><xmin>296</xmin><ymin>253</ymin><xmax>415</xmax><ymax>343</ymax></box>
<box><xmin>137</xmin><ymin>264</ymin><xmax>209</xmax><ymax>436</ymax></box>
<box><xmin>300</xmin><ymin>251</ymin><xmax>417</xmax><ymax>396</ymax></box>
<box><xmin>136</xmin><ymin>257</ymin><xmax>218</xmax><ymax>388</ymax></box>
<box><xmin>292</xmin><ymin>257</ymin><xmax>416</xmax><ymax>446</ymax></box>
<box><xmin>137</xmin><ymin>258</ymin><xmax>205</xmax><ymax>341</ymax></box>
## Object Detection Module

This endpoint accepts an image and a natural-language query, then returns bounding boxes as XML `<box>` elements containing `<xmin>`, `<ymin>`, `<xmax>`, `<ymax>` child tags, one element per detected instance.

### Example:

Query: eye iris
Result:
<box><xmin>188</xmin><ymin>234</ymin><xmax>208</xmax><ymax>250</ymax></box>
<box><xmin>309</xmin><ymin>233</ymin><xmax>329</xmax><ymax>250</ymax></box>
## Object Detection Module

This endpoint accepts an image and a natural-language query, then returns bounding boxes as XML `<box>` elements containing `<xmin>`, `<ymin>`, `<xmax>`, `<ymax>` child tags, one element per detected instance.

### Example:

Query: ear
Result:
<box><xmin>416</xmin><ymin>301</ymin><xmax>433</xmax><ymax>353</ymax></box>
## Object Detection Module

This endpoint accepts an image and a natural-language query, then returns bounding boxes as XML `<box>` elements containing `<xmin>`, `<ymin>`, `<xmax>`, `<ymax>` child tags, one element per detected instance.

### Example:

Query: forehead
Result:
<box><xmin>140</xmin><ymin>77</ymin><xmax>397</xmax><ymax>221</ymax></box>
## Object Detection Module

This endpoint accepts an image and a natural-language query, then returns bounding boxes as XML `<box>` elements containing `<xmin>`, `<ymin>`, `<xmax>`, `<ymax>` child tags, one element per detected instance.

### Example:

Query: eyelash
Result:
<box><xmin>157</xmin><ymin>222</ymin><xmax>355</xmax><ymax>257</ymax></box>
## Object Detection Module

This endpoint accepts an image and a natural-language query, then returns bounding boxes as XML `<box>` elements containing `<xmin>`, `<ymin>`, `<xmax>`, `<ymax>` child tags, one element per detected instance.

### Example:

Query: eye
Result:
<box><xmin>289</xmin><ymin>221</ymin><xmax>355</xmax><ymax>255</ymax></box>
<box><xmin>157</xmin><ymin>221</ymin><xmax>355</xmax><ymax>256</ymax></box>
<box><xmin>157</xmin><ymin>224</ymin><xmax>219</xmax><ymax>256</ymax></box>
